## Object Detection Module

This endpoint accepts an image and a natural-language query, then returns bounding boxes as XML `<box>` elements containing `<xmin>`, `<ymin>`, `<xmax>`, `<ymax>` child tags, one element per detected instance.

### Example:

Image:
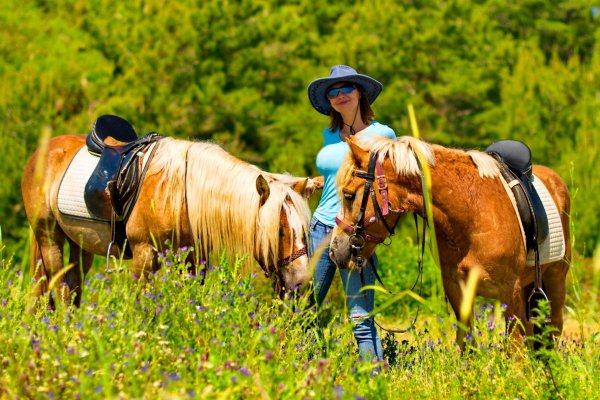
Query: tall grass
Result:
<box><xmin>0</xmin><ymin>238</ymin><xmax>598</xmax><ymax>399</ymax></box>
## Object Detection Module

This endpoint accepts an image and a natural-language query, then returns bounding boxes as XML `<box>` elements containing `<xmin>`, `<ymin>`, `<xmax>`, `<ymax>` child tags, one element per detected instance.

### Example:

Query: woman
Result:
<box><xmin>307</xmin><ymin>65</ymin><xmax>396</xmax><ymax>362</ymax></box>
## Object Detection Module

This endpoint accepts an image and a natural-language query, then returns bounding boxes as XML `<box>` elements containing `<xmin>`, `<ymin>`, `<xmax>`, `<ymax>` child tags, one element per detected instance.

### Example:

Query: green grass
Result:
<box><xmin>1</xmin><ymin>235</ymin><xmax>598</xmax><ymax>399</ymax></box>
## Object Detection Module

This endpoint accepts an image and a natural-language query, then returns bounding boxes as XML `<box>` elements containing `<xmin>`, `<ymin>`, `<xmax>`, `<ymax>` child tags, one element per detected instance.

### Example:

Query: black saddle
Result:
<box><xmin>86</xmin><ymin>114</ymin><xmax>139</xmax><ymax>156</ymax></box>
<box><xmin>83</xmin><ymin>115</ymin><xmax>162</xmax><ymax>256</ymax></box>
<box><xmin>486</xmin><ymin>140</ymin><xmax>548</xmax><ymax>252</ymax></box>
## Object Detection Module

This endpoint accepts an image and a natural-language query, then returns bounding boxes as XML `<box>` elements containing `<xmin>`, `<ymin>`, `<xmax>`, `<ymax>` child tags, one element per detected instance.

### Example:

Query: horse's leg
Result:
<box><xmin>442</xmin><ymin>279</ymin><xmax>468</xmax><ymax>351</ymax></box>
<box><xmin>504</xmin><ymin>281</ymin><xmax>528</xmax><ymax>350</ymax></box>
<box><xmin>541</xmin><ymin>259</ymin><xmax>569</xmax><ymax>338</ymax></box>
<box><xmin>33</xmin><ymin>225</ymin><xmax>66</xmax><ymax>310</ymax></box>
<box><xmin>64</xmin><ymin>238</ymin><xmax>94</xmax><ymax>307</ymax></box>
<box><xmin>131</xmin><ymin>243</ymin><xmax>158</xmax><ymax>280</ymax></box>
<box><xmin>29</xmin><ymin>232</ymin><xmax>48</xmax><ymax>306</ymax></box>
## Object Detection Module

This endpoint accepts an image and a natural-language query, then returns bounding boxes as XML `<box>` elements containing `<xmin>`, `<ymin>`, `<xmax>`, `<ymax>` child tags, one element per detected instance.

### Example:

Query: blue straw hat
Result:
<box><xmin>307</xmin><ymin>65</ymin><xmax>383</xmax><ymax>115</ymax></box>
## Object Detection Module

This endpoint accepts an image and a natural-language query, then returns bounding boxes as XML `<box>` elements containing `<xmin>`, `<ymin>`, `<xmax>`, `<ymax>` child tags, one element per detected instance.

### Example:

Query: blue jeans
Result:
<box><xmin>308</xmin><ymin>216</ymin><xmax>383</xmax><ymax>361</ymax></box>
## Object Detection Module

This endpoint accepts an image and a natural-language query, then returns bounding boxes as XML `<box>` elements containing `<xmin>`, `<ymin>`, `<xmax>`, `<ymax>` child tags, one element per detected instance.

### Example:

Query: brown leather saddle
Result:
<box><xmin>83</xmin><ymin>115</ymin><xmax>162</xmax><ymax>255</ymax></box>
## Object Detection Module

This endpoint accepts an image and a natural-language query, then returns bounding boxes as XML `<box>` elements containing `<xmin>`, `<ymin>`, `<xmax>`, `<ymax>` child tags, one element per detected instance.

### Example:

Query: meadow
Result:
<box><xmin>1</xmin><ymin>228</ymin><xmax>598</xmax><ymax>399</ymax></box>
<box><xmin>1</xmin><ymin>1</ymin><xmax>599</xmax><ymax>398</ymax></box>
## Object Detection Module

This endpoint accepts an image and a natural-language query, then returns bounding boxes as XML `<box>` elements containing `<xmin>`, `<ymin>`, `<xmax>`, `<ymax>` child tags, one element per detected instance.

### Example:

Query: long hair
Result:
<box><xmin>145</xmin><ymin>138</ymin><xmax>311</xmax><ymax>267</ymax></box>
<box><xmin>329</xmin><ymin>86</ymin><xmax>375</xmax><ymax>132</ymax></box>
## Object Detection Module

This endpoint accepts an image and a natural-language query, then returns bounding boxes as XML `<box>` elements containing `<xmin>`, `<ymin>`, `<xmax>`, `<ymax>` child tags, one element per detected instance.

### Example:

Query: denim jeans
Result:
<box><xmin>308</xmin><ymin>216</ymin><xmax>383</xmax><ymax>361</ymax></box>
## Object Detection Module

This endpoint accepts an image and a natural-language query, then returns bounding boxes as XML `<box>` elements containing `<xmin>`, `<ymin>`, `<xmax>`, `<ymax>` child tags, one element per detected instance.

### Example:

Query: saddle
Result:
<box><xmin>84</xmin><ymin>115</ymin><xmax>162</xmax><ymax>255</ymax></box>
<box><xmin>486</xmin><ymin>139</ymin><xmax>548</xmax><ymax>253</ymax></box>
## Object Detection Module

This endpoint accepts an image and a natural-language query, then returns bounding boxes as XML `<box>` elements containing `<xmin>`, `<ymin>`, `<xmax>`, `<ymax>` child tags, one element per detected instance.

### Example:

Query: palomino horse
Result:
<box><xmin>22</xmin><ymin>134</ymin><xmax>317</xmax><ymax>308</ymax></box>
<box><xmin>330</xmin><ymin>135</ymin><xmax>570</xmax><ymax>349</ymax></box>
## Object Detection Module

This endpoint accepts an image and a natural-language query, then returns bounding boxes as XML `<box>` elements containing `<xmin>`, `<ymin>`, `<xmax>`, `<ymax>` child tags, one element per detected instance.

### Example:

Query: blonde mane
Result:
<box><xmin>337</xmin><ymin>136</ymin><xmax>435</xmax><ymax>191</ymax></box>
<box><xmin>145</xmin><ymin>138</ymin><xmax>310</xmax><ymax>267</ymax></box>
<box><xmin>337</xmin><ymin>136</ymin><xmax>500</xmax><ymax>191</ymax></box>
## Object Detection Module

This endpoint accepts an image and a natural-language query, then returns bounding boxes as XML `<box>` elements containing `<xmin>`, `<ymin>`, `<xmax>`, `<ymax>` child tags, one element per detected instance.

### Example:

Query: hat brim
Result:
<box><xmin>307</xmin><ymin>74</ymin><xmax>383</xmax><ymax>115</ymax></box>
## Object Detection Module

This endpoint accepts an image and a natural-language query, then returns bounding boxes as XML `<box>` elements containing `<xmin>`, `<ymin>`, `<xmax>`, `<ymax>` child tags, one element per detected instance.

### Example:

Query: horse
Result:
<box><xmin>330</xmin><ymin>135</ymin><xmax>571</xmax><ymax>349</ymax></box>
<box><xmin>22</xmin><ymin>134</ymin><xmax>318</xmax><ymax>308</ymax></box>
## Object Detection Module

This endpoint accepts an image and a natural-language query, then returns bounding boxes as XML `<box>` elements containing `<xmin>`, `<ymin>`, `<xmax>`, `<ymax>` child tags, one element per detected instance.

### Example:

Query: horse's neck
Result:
<box><xmin>397</xmin><ymin>147</ymin><xmax>490</xmax><ymax>237</ymax></box>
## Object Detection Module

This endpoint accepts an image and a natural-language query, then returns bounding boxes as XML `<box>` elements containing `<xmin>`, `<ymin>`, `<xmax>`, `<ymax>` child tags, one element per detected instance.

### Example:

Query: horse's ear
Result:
<box><xmin>256</xmin><ymin>175</ymin><xmax>270</xmax><ymax>206</ymax></box>
<box><xmin>292</xmin><ymin>176</ymin><xmax>324</xmax><ymax>199</ymax></box>
<box><xmin>345</xmin><ymin>135</ymin><xmax>369</xmax><ymax>167</ymax></box>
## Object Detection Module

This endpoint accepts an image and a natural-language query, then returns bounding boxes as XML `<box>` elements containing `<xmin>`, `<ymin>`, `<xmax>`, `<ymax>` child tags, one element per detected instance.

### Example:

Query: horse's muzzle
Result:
<box><xmin>330</xmin><ymin>235</ymin><xmax>364</xmax><ymax>270</ymax></box>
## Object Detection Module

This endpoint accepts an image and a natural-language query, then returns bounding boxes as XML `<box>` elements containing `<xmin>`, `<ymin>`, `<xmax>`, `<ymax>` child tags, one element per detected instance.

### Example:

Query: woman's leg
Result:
<box><xmin>308</xmin><ymin>217</ymin><xmax>336</xmax><ymax>307</ymax></box>
<box><xmin>339</xmin><ymin>254</ymin><xmax>383</xmax><ymax>361</ymax></box>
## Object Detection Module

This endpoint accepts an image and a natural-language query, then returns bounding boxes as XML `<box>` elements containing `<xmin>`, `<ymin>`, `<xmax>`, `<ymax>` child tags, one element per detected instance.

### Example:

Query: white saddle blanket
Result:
<box><xmin>57</xmin><ymin>143</ymin><xmax>156</xmax><ymax>221</ymax></box>
<box><xmin>57</xmin><ymin>147</ymin><xmax>101</xmax><ymax>220</ymax></box>
<box><xmin>500</xmin><ymin>174</ymin><xmax>566</xmax><ymax>266</ymax></box>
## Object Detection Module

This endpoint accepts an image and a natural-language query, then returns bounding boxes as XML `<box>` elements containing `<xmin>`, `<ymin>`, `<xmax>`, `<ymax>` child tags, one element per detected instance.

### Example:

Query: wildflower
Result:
<box><xmin>265</xmin><ymin>351</ymin><xmax>273</xmax><ymax>361</ymax></box>
<box><xmin>168</xmin><ymin>372</ymin><xmax>180</xmax><ymax>381</ymax></box>
<box><xmin>333</xmin><ymin>385</ymin><xmax>344</xmax><ymax>399</ymax></box>
<box><xmin>239</xmin><ymin>366</ymin><xmax>251</xmax><ymax>376</ymax></box>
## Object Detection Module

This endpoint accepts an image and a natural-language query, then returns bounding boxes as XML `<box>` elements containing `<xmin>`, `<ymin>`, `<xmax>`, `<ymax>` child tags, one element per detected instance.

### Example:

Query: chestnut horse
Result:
<box><xmin>22</xmin><ymin>135</ymin><xmax>316</xmax><ymax>308</ymax></box>
<box><xmin>330</xmin><ymin>135</ymin><xmax>570</xmax><ymax>349</ymax></box>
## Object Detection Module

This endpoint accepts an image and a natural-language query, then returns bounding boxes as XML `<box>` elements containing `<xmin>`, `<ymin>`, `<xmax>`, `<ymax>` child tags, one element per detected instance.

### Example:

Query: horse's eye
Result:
<box><xmin>343</xmin><ymin>192</ymin><xmax>355</xmax><ymax>201</ymax></box>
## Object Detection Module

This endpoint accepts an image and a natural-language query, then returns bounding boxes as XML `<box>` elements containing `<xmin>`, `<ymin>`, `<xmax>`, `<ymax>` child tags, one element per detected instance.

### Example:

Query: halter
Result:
<box><xmin>335</xmin><ymin>151</ymin><xmax>403</xmax><ymax>265</ymax></box>
<box><xmin>258</xmin><ymin>246</ymin><xmax>308</xmax><ymax>276</ymax></box>
<box><xmin>257</xmin><ymin>242</ymin><xmax>308</xmax><ymax>298</ymax></box>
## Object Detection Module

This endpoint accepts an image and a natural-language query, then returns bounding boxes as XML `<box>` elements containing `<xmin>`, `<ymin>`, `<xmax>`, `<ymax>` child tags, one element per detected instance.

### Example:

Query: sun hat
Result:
<box><xmin>307</xmin><ymin>65</ymin><xmax>383</xmax><ymax>115</ymax></box>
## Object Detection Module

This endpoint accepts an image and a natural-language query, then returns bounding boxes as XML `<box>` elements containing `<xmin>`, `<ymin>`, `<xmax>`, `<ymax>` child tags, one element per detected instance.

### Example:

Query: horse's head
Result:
<box><xmin>254</xmin><ymin>175</ymin><xmax>314</xmax><ymax>298</ymax></box>
<box><xmin>330</xmin><ymin>135</ymin><xmax>408</xmax><ymax>270</ymax></box>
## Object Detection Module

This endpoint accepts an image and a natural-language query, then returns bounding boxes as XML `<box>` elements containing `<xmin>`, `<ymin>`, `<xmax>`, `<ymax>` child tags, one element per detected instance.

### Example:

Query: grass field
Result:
<box><xmin>0</xmin><ymin>232</ymin><xmax>598</xmax><ymax>399</ymax></box>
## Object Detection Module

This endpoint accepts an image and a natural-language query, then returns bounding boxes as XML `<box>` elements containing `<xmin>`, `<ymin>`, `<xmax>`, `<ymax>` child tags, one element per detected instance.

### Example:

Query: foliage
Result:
<box><xmin>2</xmin><ymin>0</ymin><xmax>599</xmax><ymax>255</ymax></box>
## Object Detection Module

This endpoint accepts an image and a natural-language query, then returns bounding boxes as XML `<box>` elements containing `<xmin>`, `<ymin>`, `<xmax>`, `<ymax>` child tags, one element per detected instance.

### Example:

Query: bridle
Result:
<box><xmin>335</xmin><ymin>151</ymin><xmax>404</xmax><ymax>265</ymax></box>
<box><xmin>258</xmin><ymin>246</ymin><xmax>308</xmax><ymax>276</ymax></box>
<box><xmin>256</xmin><ymin>223</ymin><xmax>308</xmax><ymax>298</ymax></box>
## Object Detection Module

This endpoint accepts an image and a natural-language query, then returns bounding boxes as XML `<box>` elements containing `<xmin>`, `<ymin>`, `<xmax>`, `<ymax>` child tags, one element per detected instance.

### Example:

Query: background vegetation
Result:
<box><xmin>1</xmin><ymin>1</ymin><xmax>599</xmax><ymax>398</ymax></box>
<box><xmin>1</xmin><ymin>0</ymin><xmax>599</xmax><ymax>255</ymax></box>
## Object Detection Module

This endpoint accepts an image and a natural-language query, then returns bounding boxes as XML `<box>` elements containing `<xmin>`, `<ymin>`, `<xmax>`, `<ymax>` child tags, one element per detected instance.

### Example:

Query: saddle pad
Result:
<box><xmin>58</xmin><ymin>143</ymin><xmax>158</xmax><ymax>221</ymax></box>
<box><xmin>57</xmin><ymin>146</ymin><xmax>101</xmax><ymax>220</ymax></box>
<box><xmin>499</xmin><ymin>174</ymin><xmax>566</xmax><ymax>266</ymax></box>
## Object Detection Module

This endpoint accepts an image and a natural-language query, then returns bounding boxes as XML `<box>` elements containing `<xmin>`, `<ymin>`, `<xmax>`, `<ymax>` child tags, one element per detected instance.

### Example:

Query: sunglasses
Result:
<box><xmin>326</xmin><ymin>84</ymin><xmax>356</xmax><ymax>99</ymax></box>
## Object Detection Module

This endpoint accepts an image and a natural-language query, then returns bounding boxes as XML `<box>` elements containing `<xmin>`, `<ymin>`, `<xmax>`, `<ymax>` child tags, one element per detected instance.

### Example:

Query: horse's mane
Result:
<box><xmin>145</xmin><ymin>138</ymin><xmax>310</xmax><ymax>267</ymax></box>
<box><xmin>338</xmin><ymin>136</ymin><xmax>500</xmax><ymax>190</ymax></box>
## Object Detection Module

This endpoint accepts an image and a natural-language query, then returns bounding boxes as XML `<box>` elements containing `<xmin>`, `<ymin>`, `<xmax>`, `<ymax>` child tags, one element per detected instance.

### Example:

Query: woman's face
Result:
<box><xmin>327</xmin><ymin>82</ymin><xmax>359</xmax><ymax>114</ymax></box>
